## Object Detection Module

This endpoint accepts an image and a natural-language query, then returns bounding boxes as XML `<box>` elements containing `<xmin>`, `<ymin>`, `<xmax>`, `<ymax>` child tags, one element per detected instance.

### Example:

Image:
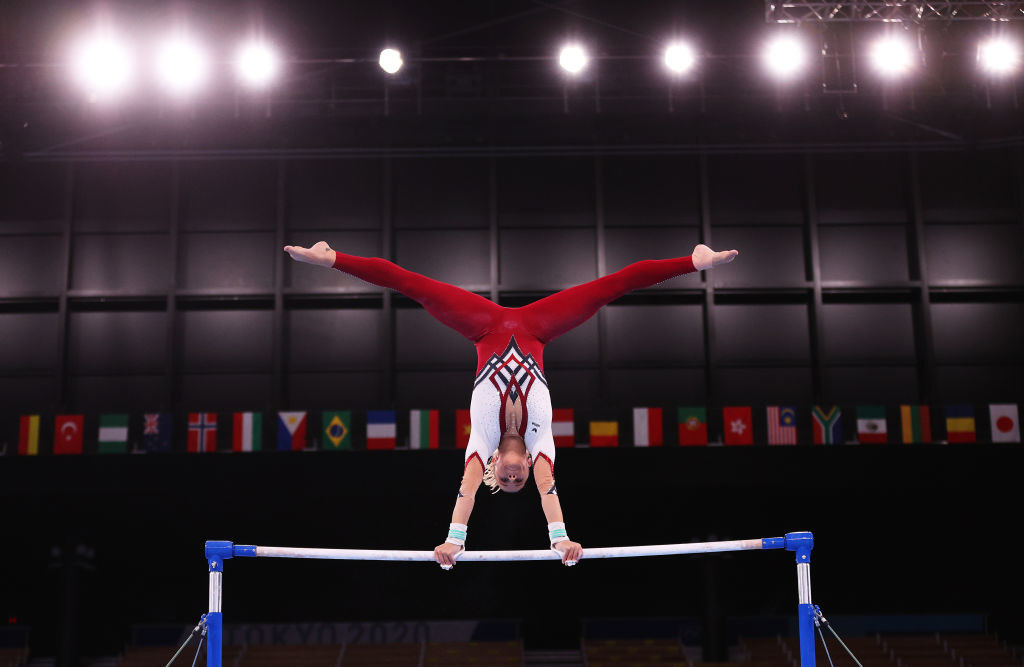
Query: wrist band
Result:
<box><xmin>548</xmin><ymin>521</ymin><xmax>569</xmax><ymax>545</ymax></box>
<box><xmin>446</xmin><ymin>522</ymin><xmax>468</xmax><ymax>547</ymax></box>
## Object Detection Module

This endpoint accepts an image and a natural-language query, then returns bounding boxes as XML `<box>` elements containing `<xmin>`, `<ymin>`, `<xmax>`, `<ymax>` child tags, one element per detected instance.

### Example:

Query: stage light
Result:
<box><xmin>763</xmin><ymin>35</ymin><xmax>808</xmax><ymax>80</ymax></box>
<box><xmin>236</xmin><ymin>41</ymin><xmax>280</xmax><ymax>88</ymax></box>
<box><xmin>69</xmin><ymin>31</ymin><xmax>134</xmax><ymax>100</ymax></box>
<box><xmin>559</xmin><ymin>44</ymin><xmax>589</xmax><ymax>74</ymax></box>
<box><xmin>379</xmin><ymin>48</ymin><xmax>403</xmax><ymax>74</ymax></box>
<box><xmin>664</xmin><ymin>42</ymin><xmax>696</xmax><ymax>74</ymax></box>
<box><xmin>155</xmin><ymin>35</ymin><xmax>209</xmax><ymax>96</ymax></box>
<box><xmin>978</xmin><ymin>37</ymin><xmax>1021</xmax><ymax>76</ymax></box>
<box><xmin>869</xmin><ymin>35</ymin><xmax>917</xmax><ymax>78</ymax></box>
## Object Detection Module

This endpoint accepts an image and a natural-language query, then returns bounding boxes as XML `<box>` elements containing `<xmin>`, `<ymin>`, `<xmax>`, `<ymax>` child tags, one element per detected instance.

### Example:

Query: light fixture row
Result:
<box><xmin>68</xmin><ymin>29</ymin><xmax>1022</xmax><ymax>102</ymax></box>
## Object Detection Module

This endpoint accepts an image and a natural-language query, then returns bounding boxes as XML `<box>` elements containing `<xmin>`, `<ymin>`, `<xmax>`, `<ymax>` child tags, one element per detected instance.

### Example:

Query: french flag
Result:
<box><xmin>367</xmin><ymin>410</ymin><xmax>397</xmax><ymax>450</ymax></box>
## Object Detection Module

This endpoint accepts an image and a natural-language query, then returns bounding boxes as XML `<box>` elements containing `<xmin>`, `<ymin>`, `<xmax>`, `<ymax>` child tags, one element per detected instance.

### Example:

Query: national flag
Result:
<box><xmin>367</xmin><ymin>410</ymin><xmax>397</xmax><ymax>450</ymax></box>
<box><xmin>97</xmin><ymin>414</ymin><xmax>129</xmax><ymax>454</ymax></box>
<box><xmin>232</xmin><ymin>412</ymin><xmax>263</xmax><ymax>452</ymax></box>
<box><xmin>277</xmin><ymin>412</ymin><xmax>307</xmax><ymax>451</ymax></box>
<box><xmin>18</xmin><ymin>415</ymin><xmax>40</xmax><ymax>455</ymax></box>
<box><xmin>723</xmin><ymin>406</ymin><xmax>753</xmax><ymax>445</ymax></box>
<box><xmin>142</xmin><ymin>413</ymin><xmax>173</xmax><ymax>452</ymax></box>
<box><xmin>632</xmin><ymin>407</ymin><xmax>663</xmax><ymax>447</ymax></box>
<box><xmin>811</xmin><ymin>406</ymin><xmax>841</xmax><ymax>445</ymax></box>
<box><xmin>945</xmin><ymin>405</ymin><xmax>976</xmax><ymax>443</ymax></box>
<box><xmin>552</xmin><ymin>409</ymin><xmax>575</xmax><ymax>448</ymax></box>
<box><xmin>589</xmin><ymin>421</ymin><xmax>619</xmax><ymax>447</ymax></box>
<box><xmin>455</xmin><ymin>409</ymin><xmax>472</xmax><ymax>449</ymax></box>
<box><xmin>677</xmin><ymin>407</ymin><xmax>707</xmax><ymax>446</ymax></box>
<box><xmin>54</xmin><ymin>415</ymin><xmax>84</xmax><ymax>454</ymax></box>
<box><xmin>856</xmin><ymin>406</ymin><xmax>887</xmax><ymax>444</ymax></box>
<box><xmin>989</xmin><ymin>404</ymin><xmax>1020</xmax><ymax>443</ymax></box>
<box><xmin>410</xmin><ymin>409</ymin><xmax>439</xmax><ymax>449</ymax></box>
<box><xmin>323</xmin><ymin>411</ymin><xmax>351</xmax><ymax>450</ymax></box>
<box><xmin>767</xmin><ymin>406</ymin><xmax>798</xmax><ymax>445</ymax></box>
<box><xmin>900</xmin><ymin>405</ymin><xmax>932</xmax><ymax>444</ymax></box>
<box><xmin>187</xmin><ymin>413</ymin><xmax>217</xmax><ymax>453</ymax></box>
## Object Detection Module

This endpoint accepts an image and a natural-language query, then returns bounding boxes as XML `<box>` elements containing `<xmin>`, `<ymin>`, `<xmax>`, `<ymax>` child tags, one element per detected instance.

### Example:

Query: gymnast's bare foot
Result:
<box><xmin>284</xmin><ymin>241</ymin><xmax>337</xmax><ymax>267</ymax></box>
<box><xmin>692</xmin><ymin>244</ymin><xmax>739</xmax><ymax>271</ymax></box>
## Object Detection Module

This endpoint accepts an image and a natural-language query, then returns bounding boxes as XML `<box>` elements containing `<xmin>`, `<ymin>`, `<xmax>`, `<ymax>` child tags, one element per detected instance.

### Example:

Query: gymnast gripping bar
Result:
<box><xmin>206</xmin><ymin>535</ymin><xmax>795</xmax><ymax>563</ymax></box>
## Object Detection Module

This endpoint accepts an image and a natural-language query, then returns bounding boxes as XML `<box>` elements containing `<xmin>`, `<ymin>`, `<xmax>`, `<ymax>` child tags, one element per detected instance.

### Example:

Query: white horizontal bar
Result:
<box><xmin>254</xmin><ymin>538</ymin><xmax>766</xmax><ymax>562</ymax></box>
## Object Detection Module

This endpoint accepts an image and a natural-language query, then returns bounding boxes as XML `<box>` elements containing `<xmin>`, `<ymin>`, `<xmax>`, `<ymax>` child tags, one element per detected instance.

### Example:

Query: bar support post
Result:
<box><xmin>786</xmin><ymin>531</ymin><xmax>816</xmax><ymax>667</ymax></box>
<box><xmin>205</xmin><ymin>541</ymin><xmax>234</xmax><ymax>667</ymax></box>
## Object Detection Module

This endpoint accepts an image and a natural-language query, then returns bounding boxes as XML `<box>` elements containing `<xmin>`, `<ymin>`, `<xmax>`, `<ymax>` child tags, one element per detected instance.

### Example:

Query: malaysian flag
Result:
<box><xmin>767</xmin><ymin>406</ymin><xmax>798</xmax><ymax>445</ymax></box>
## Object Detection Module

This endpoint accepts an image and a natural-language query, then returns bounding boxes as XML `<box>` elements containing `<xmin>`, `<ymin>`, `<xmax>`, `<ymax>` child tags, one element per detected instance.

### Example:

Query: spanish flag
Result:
<box><xmin>589</xmin><ymin>421</ymin><xmax>619</xmax><ymax>447</ymax></box>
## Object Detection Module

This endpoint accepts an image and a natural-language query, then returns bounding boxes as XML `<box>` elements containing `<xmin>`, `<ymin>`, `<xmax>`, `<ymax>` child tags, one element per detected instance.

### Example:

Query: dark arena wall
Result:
<box><xmin>1</xmin><ymin>1</ymin><xmax>1023</xmax><ymax>664</ymax></box>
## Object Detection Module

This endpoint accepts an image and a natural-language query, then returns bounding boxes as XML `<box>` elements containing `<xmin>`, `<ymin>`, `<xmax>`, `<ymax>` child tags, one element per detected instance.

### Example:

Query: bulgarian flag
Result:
<box><xmin>552</xmin><ymin>409</ymin><xmax>575</xmax><ymax>448</ymax></box>
<box><xmin>455</xmin><ymin>409</ymin><xmax>472</xmax><ymax>449</ymax></box>
<box><xmin>900</xmin><ymin>405</ymin><xmax>932</xmax><ymax>444</ymax></box>
<box><xmin>856</xmin><ymin>406</ymin><xmax>887</xmax><ymax>444</ymax></box>
<box><xmin>18</xmin><ymin>415</ymin><xmax>40</xmax><ymax>455</ymax></box>
<box><xmin>367</xmin><ymin>410</ymin><xmax>397</xmax><ymax>450</ymax></box>
<box><xmin>409</xmin><ymin>409</ymin><xmax>439</xmax><ymax>449</ymax></box>
<box><xmin>677</xmin><ymin>407</ymin><xmax>707</xmax><ymax>446</ymax></box>
<box><xmin>233</xmin><ymin>412</ymin><xmax>263</xmax><ymax>452</ymax></box>
<box><xmin>589</xmin><ymin>421</ymin><xmax>619</xmax><ymax>447</ymax></box>
<box><xmin>945</xmin><ymin>405</ymin><xmax>976</xmax><ymax>443</ymax></box>
<box><xmin>632</xmin><ymin>407</ymin><xmax>663</xmax><ymax>447</ymax></box>
<box><xmin>97</xmin><ymin>414</ymin><xmax>129</xmax><ymax>454</ymax></box>
<box><xmin>277</xmin><ymin>412</ymin><xmax>307</xmax><ymax>451</ymax></box>
<box><xmin>811</xmin><ymin>406</ymin><xmax>841</xmax><ymax>445</ymax></box>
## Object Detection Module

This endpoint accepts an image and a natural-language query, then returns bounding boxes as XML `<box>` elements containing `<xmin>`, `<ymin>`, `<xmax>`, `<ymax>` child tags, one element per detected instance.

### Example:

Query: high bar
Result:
<box><xmin>208</xmin><ymin>536</ymin><xmax>793</xmax><ymax>563</ymax></box>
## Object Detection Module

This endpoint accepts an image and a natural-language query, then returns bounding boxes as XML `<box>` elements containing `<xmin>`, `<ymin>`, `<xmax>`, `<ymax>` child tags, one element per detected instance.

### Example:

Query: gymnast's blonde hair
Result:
<box><xmin>482</xmin><ymin>455</ymin><xmax>501</xmax><ymax>494</ymax></box>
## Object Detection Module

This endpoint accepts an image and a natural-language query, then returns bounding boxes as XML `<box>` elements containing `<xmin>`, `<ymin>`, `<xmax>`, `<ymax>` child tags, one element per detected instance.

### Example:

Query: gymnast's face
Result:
<box><xmin>495</xmin><ymin>436</ymin><xmax>532</xmax><ymax>493</ymax></box>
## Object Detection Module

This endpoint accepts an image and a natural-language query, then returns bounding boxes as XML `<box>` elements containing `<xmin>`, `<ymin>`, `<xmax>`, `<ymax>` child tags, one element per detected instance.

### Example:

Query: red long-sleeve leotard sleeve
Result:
<box><xmin>519</xmin><ymin>256</ymin><xmax>697</xmax><ymax>343</ymax></box>
<box><xmin>332</xmin><ymin>252</ymin><xmax>501</xmax><ymax>341</ymax></box>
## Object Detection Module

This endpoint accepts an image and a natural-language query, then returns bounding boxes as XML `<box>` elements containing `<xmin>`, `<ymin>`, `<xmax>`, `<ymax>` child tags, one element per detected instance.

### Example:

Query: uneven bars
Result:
<box><xmin>202</xmin><ymin>532</ymin><xmax>816</xmax><ymax>667</ymax></box>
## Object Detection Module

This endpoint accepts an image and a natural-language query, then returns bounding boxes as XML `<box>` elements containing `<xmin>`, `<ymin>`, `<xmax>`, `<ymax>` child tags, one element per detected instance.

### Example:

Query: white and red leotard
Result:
<box><xmin>332</xmin><ymin>252</ymin><xmax>697</xmax><ymax>471</ymax></box>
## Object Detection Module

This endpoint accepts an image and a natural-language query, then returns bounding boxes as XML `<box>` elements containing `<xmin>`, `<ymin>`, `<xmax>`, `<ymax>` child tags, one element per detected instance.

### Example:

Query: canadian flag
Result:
<box><xmin>989</xmin><ymin>404</ymin><xmax>1020</xmax><ymax>443</ymax></box>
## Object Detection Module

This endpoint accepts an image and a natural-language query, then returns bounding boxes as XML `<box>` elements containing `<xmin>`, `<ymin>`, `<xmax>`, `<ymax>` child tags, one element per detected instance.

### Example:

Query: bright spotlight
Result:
<box><xmin>236</xmin><ymin>41</ymin><xmax>280</xmax><ymax>88</ymax></box>
<box><xmin>70</xmin><ymin>31</ymin><xmax>134</xmax><ymax>100</ymax></box>
<box><xmin>763</xmin><ymin>35</ymin><xmax>807</xmax><ymax>80</ymax></box>
<box><xmin>379</xmin><ymin>48</ymin><xmax>403</xmax><ymax>74</ymax></box>
<box><xmin>978</xmin><ymin>37</ymin><xmax>1021</xmax><ymax>76</ymax></box>
<box><xmin>870</xmin><ymin>35</ymin><xmax>917</xmax><ymax>78</ymax></box>
<box><xmin>559</xmin><ymin>44</ymin><xmax>589</xmax><ymax>74</ymax></box>
<box><xmin>664</xmin><ymin>42</ymin><xmax>696</xmax><ymax>74</ymax></box>
<box><xmin>155</xmin><ymin>35</ymin><xmax>209</xmax><ymax>96</ymax></box>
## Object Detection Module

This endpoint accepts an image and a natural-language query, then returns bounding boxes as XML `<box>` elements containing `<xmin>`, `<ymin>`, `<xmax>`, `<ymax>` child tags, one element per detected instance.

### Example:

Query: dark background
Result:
<box><xmin>0</xmin><ymin>0</ymin><xmax>1023</xmax><ymax>662</ymax></box>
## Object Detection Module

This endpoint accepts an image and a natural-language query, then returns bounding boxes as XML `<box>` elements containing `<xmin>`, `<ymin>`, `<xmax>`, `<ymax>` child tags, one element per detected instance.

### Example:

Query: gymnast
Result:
<box><xmin>283</xmin><ymin>242</ymin><xmax>738</xmax><ymax>569</ymax></box>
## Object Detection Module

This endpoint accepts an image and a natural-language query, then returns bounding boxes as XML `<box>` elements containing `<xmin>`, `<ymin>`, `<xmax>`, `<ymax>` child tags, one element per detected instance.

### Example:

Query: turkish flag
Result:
<box><xmin>722</xmin><ymin>406</ymin><xmax>754</xmax><ymax>446</ymax></box>
<box><xmin>54</xmin><ymin>415</ymin><xmax>84</xmax><ymax>454</ymax></box>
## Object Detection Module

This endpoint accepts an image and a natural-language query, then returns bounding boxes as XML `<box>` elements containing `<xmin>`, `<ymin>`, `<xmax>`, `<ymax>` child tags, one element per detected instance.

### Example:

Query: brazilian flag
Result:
<box><xmin>322</xmin><ymin>411</ymin><xmax>351</xmax><ymax>450</ymax></box>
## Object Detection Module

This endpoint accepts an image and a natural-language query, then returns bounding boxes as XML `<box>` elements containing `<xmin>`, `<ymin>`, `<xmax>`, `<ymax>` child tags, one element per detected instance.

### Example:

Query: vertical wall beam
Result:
<box><xmin>907</xmin><ymin>153</ymin><xmax>936</xmax><ymax>403</ymax></box>
<box><xmin>489</xmin><ymin>157</ymin><xmax>499</xmax><ymax>303</ymax></box>
<box><xmin>802</xmin><ymin>154</ymin><xmax>826</xmax><ymax>403</ymax></box>
<box><xmin>166</xmin><ymin>162</ymin><xmax>181</xmax><ymax>411</ymax></box>
<box><xmin>54</xmin><ymin>163</ymin><xmax>74</xmax><ymax>410</ymax></box>
<box><xmin>381</xmin><ymin>158</ymin><xmax>395</xmax><ymax>406</ymax></box>
<box><xmin>698</xmin><ymin>155</ymin><xmax>716</xmax><ymax>408</ymax></box>
<box><xmin>272</xmin><ymin>160</ymin><xmax>287</xmax><ymax>410</ymax></box>
<box><xmin>594</xmin><ymin>156</ymin><xmax>609</xmax><ymax>405</ymax></box>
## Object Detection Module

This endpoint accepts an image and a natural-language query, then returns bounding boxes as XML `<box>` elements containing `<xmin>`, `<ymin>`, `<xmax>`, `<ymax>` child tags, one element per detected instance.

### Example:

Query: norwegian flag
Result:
<box><xmin>187</xmin><ymin>412</ymin><xmax>218</xmax><ymax>453</ymax></box>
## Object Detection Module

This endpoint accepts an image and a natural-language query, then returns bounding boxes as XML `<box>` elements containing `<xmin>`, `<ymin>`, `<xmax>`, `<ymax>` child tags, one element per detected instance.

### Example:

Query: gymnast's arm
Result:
<box><xmin>533</xmin><ymin>458</ymin><xmax>583</xmax><ymax>565</ymax></box>
<box><xmin>433</xmin><ymin>460</ymin><xmax>484</xmax><ymax>569</ymax></box>
<box><xmin>520</xmin><ymin>244</ymin><xmax>738</xmax><ymax>343</ymax></box>
<box><xmin>284</xmin><ymin>241</ymin><xmax>499</xmax><ymax>341</ymax></box>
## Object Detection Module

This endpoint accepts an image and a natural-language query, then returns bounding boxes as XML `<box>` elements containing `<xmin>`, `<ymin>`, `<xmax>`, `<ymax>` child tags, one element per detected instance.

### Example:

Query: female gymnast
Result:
<box><xmin>284</xmin><ymin>242</ymin><xmax>738</xmax><ymax>569</ymax></box>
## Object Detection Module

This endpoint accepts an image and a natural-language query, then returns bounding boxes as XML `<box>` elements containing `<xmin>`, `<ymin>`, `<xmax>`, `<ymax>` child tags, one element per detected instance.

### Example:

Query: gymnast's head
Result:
<box><xmin>483</xmin><ymin>433</ymin><xmax>532</xmax><ymax>494</ymax></box>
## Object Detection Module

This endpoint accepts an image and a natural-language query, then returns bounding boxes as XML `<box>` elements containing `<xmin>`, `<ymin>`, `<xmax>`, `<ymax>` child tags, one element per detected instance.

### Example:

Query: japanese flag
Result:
<box><xmin>989</xmin><ymin>404</ymin><xmax>1020</xmax><ymax>443</ymax></box>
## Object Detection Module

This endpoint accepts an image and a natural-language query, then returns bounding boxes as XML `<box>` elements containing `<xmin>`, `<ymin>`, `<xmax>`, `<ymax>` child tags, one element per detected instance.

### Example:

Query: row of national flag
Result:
<box><xmin>8</xmin><ymin>403</ymin><xmax>1020</xmax><ymax>455</ymax></box>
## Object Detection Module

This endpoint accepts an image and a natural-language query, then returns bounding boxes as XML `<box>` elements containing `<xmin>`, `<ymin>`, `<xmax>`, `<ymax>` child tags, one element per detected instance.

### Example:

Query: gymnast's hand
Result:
<box><xmin>283</xmin><ymin>241</ymin><xmax>337</xmax><ymax>268</ymax></box>
<box><xmin>691</xmin><ymin>243</ymin><xmax>739</xmax><ymax>271</ymax></box>
<box><xmin>553</xmin><ymin>540</ymin><xmax>583</xmax><ymax>567</ymax></box>
<box><xmin>433</xmin><ymin>542</ymin><xmax>464</xmax><ymax>570</ymax></box>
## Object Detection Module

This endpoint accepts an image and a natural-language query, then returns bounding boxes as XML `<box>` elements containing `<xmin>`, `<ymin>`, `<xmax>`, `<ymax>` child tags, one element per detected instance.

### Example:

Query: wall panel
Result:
<box><xmin>393</xmin><ymin>158</ymin><xmax>488</xmax><ymax>229</ymax></box>
<box><xmin>603</xmin><ymin>156</ymin><xmax>700</xmax><ymax>227</ymax></box>
<box><xmin>605</xmin><ymin>304</ymin><xmax>704</xmax><ymax>365</ymax></box>
<box><xmin>71</xmin><ymin>234</ymin><xmax>169</xmax><ymax>293</ymax></box>
<box><xmin>178</xmin><ymin>310</ymin><xmax>273</xmax><ymax>372</ymax></box>
<box><xmin>708</xmin><ymin>226</ymin><xmax>806</xmax><ymax>287</ymax></box>
<box><xmin>498</xmin><ymin>157</ymin><xmax>594</xmax><ymax>228</ymax></box>
<box><xmin>67</xmin><ymin>311</ymin><xmax>166</xmax><ymax>375</ymax></box>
